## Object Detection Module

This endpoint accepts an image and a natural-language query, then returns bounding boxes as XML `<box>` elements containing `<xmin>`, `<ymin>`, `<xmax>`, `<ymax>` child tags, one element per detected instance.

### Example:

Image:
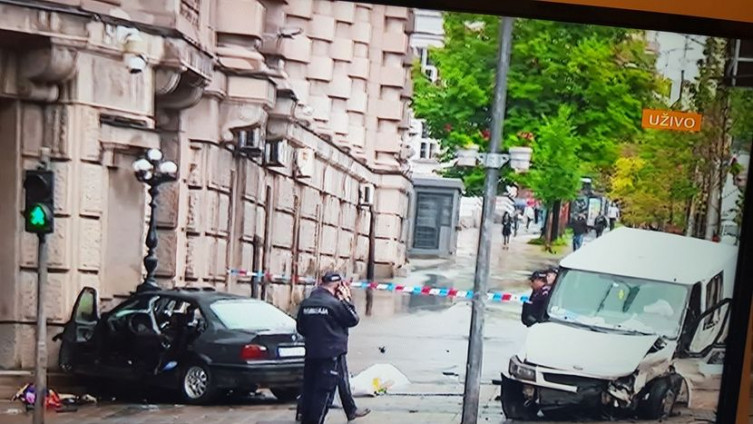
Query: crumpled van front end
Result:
<box><xmin>501</xmin><ymin>321</ymin><xmax>687</xmax><ymax>420</ymax></box>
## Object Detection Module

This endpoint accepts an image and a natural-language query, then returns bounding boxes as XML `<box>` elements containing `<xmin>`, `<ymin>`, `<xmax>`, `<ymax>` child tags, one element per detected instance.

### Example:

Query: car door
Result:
<box><xmin>98</xmin><ymin>294</ymin><xmax>162</xmax><ymax>379</ymax></box>
<box><xmin>56</xmin><ymin>287</ymin><xmax>100</xmax><ymax>373</ymax></box>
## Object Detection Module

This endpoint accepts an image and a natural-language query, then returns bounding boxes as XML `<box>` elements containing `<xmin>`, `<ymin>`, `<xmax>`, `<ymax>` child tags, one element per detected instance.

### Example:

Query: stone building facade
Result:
<box><xmin>0</xmin><ymin>0</ymin><xmax>414</xmax><ymax>369</ymax></box>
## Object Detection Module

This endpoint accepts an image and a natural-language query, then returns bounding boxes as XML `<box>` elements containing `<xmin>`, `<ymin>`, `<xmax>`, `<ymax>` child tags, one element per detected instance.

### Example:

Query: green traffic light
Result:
<box><xmin>28</xmin><ymin>204</ymin><xmax>48</xmax><ymax>227</ymax></box>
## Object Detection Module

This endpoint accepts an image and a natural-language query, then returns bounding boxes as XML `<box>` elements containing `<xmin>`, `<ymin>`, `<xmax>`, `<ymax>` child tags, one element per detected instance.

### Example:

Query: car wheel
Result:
<box><xmin>271</xmin><ymin>387</ymin><xmax>301</xmax><ymax>403</ymax></box>
<box><xmin>180</xmin><ymin>363</ymin><xmax>217</xmax><ymax>405</ymax></box>
<box><xmin>501</xmin><ymin>376</ymin><xmax>537</xmax><ymax>420</ymax></box>
<box><xmin>637</xmin><ymin>374</ymin><xmax>682</xmax><ymax>420</ymax></box>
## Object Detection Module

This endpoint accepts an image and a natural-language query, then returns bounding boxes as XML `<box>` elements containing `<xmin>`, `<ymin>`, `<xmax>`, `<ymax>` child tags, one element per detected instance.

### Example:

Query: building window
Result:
<box><xmin>421</xmin><ymin>122</ymin><xmax>430</xmax><ymax>139</ymax></box>
<box><xmin>420</xmin><ymin>142</ymin><xmax>428</xmax><ymax>159</ymax></box>
<box><xmin>429</xmin><ymin>143</ymin><xmax>437</xmax><ymax>159</ymax></box>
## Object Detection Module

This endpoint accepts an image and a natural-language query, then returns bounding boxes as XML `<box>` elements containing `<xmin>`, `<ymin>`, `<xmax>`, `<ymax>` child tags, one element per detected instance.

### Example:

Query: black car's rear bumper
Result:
<box><xmin>211</xmin><ymin>359</ymin><xmax>304</xmax><ymax>389</ymax></box>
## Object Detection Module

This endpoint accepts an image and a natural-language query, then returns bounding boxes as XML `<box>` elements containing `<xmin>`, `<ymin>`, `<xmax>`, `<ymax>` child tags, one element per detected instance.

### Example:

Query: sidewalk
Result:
<box><xmin>0</xmin><ymin>384</ymin><xmax>503</xmax><ymax>424</ymax></box>
<box><xmin>403</xmin><ymin>224</ymin><xmax>564</xmax><ymax>293</ymax></box>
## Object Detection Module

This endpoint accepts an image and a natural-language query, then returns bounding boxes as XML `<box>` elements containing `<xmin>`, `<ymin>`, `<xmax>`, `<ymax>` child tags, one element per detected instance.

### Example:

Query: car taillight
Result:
<box><xmin>240</xmin><ymin>344</ymin><xmax>268</xmax><ymax>360</ymax></box>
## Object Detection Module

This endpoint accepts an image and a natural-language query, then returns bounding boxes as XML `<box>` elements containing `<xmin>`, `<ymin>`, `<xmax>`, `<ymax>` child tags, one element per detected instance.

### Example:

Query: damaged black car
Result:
<box><xmin>55</xmin><ymin>287</ymin><xmax>305</xmax><ymax>404</ymax></box>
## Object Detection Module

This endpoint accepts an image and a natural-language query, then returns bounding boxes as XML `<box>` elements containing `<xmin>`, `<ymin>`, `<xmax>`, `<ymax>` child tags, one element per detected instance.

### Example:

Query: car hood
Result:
<box><xmin>521</xmin><ymin>322</ymin><xmax>659</xmax><ymax>379</ymax></box>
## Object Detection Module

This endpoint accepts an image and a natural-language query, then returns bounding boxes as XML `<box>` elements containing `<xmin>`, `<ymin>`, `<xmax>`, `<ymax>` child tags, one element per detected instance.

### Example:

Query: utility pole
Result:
<box><xmin>365</xmin><ymin>203</ymin><xmax>376</xmax><ymax>316</ymax></box>
<box><xmin>461</xmin><ymin>16</ymin><xmax>515</xmax><ymax>424</ymax></box>
<box><xmin>33</xmin><ymin>226</ymin><xmax>49</xmax><ymax>424</ymax></box>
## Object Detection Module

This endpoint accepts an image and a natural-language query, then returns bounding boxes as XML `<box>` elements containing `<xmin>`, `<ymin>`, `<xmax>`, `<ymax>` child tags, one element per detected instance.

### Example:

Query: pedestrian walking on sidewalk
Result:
<box><xmin>607</xmin><ymin>202</ymin><xmax>620</xmax><ymax>231</ymax></box>
<box><xmin>296</xmin><ymin>272</ymin><xmax>370</xmax><ymax>424</ymax></box>
<box><xmin>524</xmin><ymin>205</ymin><xmax>535</xmax><ymax>231</ymax></box>
<box><xmin>594</xmin><ymin>214</ymin><xmax>608</xmax><ymax>238</ymax></box>
<box><xmin>571</xmin><ymin>214</ymin><xmax>589</xmax><ymax>251</ymax></box>
<box><xmin>502</xmin><ymin>212</ymin><xmax>513</xmax><ymax>249</ymax></box>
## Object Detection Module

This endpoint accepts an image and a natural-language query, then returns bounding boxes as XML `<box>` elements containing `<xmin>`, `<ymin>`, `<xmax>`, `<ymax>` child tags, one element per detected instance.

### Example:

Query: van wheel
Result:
<box><xmin>637</xmin><ymin>375</ymin><xmax>682</xmax><ymax>420</ymax></box>
<box><xmin>501</xmin><ymin>377</ymin><xmax>537</xmax><ymax>420</ymax></box>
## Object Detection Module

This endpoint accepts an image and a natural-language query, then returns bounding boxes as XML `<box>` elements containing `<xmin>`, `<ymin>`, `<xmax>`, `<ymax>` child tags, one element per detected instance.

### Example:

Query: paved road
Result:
<box><xmin>0</xmin><ymin>301</ymin><xmax>720</xmax><ymax>424</ymax></box>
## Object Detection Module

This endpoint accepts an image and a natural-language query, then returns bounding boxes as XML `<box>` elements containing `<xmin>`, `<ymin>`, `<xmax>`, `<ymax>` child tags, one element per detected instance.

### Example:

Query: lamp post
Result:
<box><xmin>132</xmin><ymin>148</ymin><xmax>178</xmax><ymax>293</ymax></box>
<box><xmin>456</xmin><ymin>16</ymin><xmax>533</xmax><ymax>424</ymax></box>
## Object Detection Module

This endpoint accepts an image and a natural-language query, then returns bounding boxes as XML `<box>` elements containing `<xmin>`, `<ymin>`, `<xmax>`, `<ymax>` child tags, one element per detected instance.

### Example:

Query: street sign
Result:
<box><xmin>641</xmin><ymin>109</ymin><xmax>703</xmax><ymax>132</ymax></box>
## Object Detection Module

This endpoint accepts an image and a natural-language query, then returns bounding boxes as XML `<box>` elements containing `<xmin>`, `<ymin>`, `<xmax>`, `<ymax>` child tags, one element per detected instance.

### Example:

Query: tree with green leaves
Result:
<box><xmin>412</xmin><ymin>14</ymin><xmax>663</xmax><ymax>195</ymax></box>
<box><xmin>524</xmin><ymin>106</ymin><xmax>583</xmax><ymax>249</ymax></box>
<box><xmin>609</xmin><ymin>131</ymin><xmax>697</xmax><ymax>231</ymax></box>
<box><xmin>608</xmin><ymin>36</ymin><xmax>753</xmax><ymax>237</ymax></box>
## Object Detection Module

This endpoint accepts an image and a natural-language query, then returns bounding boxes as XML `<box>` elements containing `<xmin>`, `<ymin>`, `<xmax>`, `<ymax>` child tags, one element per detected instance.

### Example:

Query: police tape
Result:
<box><xmin>227</xmin><ymin>269</ymin><xmax>530</xmax><ymax>304</ymax></box>
<box><xmin>348</xmin><ymin>281</ymin><xmax>530</xmax><ymax>304</ymax></box>
<box><xmin>226</xmin><ymin>269</ymin><xmax>317</xmax><ymax>284</ymax></box>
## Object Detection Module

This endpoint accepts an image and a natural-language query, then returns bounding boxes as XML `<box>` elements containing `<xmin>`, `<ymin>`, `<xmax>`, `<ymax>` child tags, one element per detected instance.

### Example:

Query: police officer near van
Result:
<box><xmin>296</xmin><ymin>272</ymin><xmax>371</xmax><ymax>424</ymax></box>
<box><xmin>521</xmin><ymin>271</ymin><xmax>551</xmax><ymax>327</ymax></box>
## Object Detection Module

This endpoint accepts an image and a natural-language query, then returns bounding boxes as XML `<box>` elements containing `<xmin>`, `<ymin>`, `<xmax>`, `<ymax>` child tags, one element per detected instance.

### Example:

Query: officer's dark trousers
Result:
<box><xmin>299</xmin><ymin>355</ymin><xmax>357</xmax><ymax>423</ymax></box>
<box><xmin>301</xmin><ymin>356</ymin><xmax>340</xmax><ymax>424</ymax></box>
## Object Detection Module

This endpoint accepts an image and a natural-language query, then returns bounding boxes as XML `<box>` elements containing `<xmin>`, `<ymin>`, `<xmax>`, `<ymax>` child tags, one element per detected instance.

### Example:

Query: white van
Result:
<box><xmin>501</xmin><ymin>227</ymin><xmax>737</xmax><ymax>420</ymax></box>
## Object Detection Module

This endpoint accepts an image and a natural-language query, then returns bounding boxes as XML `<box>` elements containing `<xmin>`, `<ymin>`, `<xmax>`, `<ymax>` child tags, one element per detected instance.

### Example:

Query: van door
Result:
<box><xmin>689</xmin><ymin>272</ymin><xmax>728</xmax><ymax>353</ymax></box>
<box><xmin>677</xmin><ymin>287</ymin><xmax>731</xmax><ymax>408</ymax></box>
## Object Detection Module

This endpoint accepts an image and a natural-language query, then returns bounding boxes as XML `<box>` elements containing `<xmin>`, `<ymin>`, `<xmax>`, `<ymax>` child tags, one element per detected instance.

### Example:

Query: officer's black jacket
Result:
<box><xmin>296</xmin><ymin>287</ymin><xmax>360</xmax><ymax>359</ymax></box>
<box><xmin>521</xmin><ymin>285</ymin><xmax>551</xmax><ymax>327</ymax></box>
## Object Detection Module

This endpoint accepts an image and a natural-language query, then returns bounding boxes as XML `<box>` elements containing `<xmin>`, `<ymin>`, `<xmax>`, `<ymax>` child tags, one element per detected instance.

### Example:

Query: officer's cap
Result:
<box><xmin>322</xmin><ymin>272</ymin><xmax>343</xmax><ymax>284</ymax></box>
<box><xmin>529</xmin><ymin>271</ymin><xmax>547</xmax><ymax>282</ymax></box>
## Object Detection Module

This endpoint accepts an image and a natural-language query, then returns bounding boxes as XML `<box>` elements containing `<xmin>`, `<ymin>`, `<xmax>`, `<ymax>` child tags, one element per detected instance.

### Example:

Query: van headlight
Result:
<box><xmin>509</xmin><ymin>356</ymin><xmax>536</xmax><ymax>381</ymax></box>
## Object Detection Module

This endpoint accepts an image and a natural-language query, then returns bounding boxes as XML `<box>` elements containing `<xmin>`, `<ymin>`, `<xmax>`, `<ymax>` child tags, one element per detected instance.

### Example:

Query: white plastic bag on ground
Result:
<box><xmin>349</xmin><ymin>364</ymin><xmax>411</xmax><ymax>397</ymax></box>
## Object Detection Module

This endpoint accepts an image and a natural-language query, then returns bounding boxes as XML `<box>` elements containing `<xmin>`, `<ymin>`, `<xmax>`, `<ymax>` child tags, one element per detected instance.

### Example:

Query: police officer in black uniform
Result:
<box><xmin>521</xmin><ymin>271</ymin><xmax>552</xmax><ymax>327</ymax></box>
<box><xmin>296</xmin><ymin>272</ymin><xmax>370</xmax><ymax>424</ymax></box>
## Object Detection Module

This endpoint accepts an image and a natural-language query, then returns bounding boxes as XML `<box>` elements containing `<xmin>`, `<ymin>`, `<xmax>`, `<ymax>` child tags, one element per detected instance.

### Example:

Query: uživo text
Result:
<box><xmin>641</xmin><ymin>109</ymin><xmax>703</xmax><ymax>132</ymax></box>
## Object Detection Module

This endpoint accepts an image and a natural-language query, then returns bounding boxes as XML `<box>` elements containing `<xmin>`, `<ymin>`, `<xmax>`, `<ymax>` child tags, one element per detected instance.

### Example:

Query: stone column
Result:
<box><xmin>153</xmin><ymin>48</ymin><xmax>211</xmax><ymax>288</ymax></box>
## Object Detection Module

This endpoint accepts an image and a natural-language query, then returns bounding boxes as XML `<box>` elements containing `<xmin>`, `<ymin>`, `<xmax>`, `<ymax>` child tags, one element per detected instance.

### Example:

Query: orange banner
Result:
<box><xmin>541</xmin><ymin>0</ymin><xmax>753</xmax><ymax>25</ymax></box>
<box><xmin>641</xmin><ymin>109</ymin><xmax>703</xmax><ymax>132</ymax></box>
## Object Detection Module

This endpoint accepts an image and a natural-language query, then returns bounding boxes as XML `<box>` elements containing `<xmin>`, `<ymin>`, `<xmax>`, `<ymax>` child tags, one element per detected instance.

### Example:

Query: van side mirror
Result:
<box><xmin>683</xmin><ymin>298</ymin><xmax>731</xmax><ymax>358</ymax></box>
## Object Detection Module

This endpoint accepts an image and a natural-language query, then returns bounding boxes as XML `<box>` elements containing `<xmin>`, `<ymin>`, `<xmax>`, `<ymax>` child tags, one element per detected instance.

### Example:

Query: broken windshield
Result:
<box><xmin>547</xmin><ymin>269</ymin><xmax>689</xmax><ymax>339</ymax></box>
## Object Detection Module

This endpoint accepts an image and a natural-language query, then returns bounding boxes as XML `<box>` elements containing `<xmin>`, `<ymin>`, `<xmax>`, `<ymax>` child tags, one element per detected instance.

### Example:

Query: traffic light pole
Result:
<box><xmin>33</xmin><ymin>148</ymin><xmax>51</xmax><ymax>424</ymax></box>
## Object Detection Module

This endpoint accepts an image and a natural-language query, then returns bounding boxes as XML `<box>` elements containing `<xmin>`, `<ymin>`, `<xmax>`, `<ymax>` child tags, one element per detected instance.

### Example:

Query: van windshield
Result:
<box><xmin>547</xmin><ymin>269</ymin><xmax>689</xmax><ymax>339</ymax></box>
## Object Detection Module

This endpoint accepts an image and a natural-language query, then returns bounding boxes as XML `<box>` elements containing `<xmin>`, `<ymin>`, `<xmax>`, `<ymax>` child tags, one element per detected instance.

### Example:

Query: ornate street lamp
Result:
<box><xmin>132</xmin><ymin>148</ymin><xmax>178</xmax><ymax>292</ymax></box>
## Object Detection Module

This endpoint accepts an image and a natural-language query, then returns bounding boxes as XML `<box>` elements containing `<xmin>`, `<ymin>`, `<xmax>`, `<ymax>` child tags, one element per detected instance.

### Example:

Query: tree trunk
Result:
<box><xmin>544</xmin><ymin>206</ymin><xmax>554</xmax><ymax>253</ymax></box>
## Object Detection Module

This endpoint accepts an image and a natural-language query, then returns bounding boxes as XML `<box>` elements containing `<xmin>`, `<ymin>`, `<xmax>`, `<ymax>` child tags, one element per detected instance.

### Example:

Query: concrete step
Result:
<box><xmin>0</xmin><ymin>371</ymin><xmax>83</xmax><ymax>399</ymax></box>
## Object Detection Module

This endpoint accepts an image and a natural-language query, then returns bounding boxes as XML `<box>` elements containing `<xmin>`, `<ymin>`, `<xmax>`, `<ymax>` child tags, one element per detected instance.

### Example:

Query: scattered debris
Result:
<box><xmin>442</xmin><ymin>371</ymin><xmax>459</xmax><ymax>377</ymax></box>
<box><xmin>350</xmin><ymin>364</ymin><xmax>411</xmax><ymax>397</ymax></box>
<box><xmin>378</xmin><ymin>346</ymin><xmax>386</xmax><ymax>354</ymax></box>
<box><xmin>11</xmin><ymin>383</ymin><xmax>97</xmax><ymax>413</ymax></box>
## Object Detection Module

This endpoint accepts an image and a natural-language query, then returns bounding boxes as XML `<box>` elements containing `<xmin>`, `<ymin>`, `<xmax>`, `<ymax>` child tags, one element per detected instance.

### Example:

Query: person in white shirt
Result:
<box><xmin>607</xmin><ymin>203</ymin><xmax>620</xmax><ymax>231</ymax></box>
<box><xmin>524</xmin><ymin>206</ymin><xmax>535</xmax><ymax>230</ymax></box>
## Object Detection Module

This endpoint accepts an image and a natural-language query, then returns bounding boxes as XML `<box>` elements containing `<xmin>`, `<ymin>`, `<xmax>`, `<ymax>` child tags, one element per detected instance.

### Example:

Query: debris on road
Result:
<box><xmin>350</xmin><ymin>364</ymin><xmax>411</xmax><ymax>397</ymax></box>
<box><xmin>11</xmin><ymin>384</ymin><xmax>96</xmax><ymax>413</ymax></box>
